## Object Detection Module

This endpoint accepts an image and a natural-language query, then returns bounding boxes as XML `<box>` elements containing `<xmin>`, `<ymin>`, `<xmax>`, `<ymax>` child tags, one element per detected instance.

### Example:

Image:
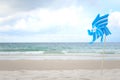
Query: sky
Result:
<box><xmin>0</xmin><ymin>0</ymin><xmax>120</xmax><ymax>42</ymax></box>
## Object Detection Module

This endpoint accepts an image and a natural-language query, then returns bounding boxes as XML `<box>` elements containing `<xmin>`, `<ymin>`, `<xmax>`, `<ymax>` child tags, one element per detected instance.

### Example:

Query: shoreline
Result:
<box><xmin>0</xmin><ymin>54</ymin><xmax>120</xmax><ymax>60</ymax></box>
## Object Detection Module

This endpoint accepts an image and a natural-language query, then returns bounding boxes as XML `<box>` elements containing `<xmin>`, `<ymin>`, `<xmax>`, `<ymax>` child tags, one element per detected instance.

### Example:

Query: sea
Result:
<box><xmin>0</xmin><ymin>42</ymin><xmax>120</xmax><ymax>60</ymax></box>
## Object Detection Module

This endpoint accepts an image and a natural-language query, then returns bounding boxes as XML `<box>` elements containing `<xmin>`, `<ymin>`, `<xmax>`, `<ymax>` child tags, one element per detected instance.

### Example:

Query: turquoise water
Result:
<box><xmin>0</xmin><ymin>42</ymin><xmax>120</xmax><ymax>54</ymax></box>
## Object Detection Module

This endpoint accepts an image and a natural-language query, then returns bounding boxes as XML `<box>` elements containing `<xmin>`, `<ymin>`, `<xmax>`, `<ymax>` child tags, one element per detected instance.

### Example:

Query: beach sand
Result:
<box><xmin>0</xmin><ymin>60</ymin><xmax>120</xmax><ymax>80</ymax></box>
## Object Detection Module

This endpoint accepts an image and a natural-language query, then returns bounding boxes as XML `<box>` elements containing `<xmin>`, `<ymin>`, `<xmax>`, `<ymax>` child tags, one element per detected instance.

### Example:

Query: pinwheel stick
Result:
<box><xmin>101</xmin><ymin>35</ymin><xmax>106</xmax><ymax>78</ymax></box>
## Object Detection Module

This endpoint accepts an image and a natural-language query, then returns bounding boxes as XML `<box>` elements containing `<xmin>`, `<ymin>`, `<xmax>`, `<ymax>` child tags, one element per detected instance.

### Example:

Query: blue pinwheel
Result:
<box><xmin>88</xmin><ymin>14</ymin><xmax>111</xmax><ymax>43</ymax></box>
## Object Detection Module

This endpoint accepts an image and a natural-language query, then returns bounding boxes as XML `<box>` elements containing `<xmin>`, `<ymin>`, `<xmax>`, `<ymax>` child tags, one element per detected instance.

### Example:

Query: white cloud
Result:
<box><xmin>108</xmin><ymin>11</ymin><xmax>120</xmax><ymax>28</ymax></box>
<box><xmin>0</xmin><ymin>6</ymin><xmax>90</xmax><ymax>33</ymax></box>
<box><xmin>0</xmin><ymin>5</ymin><xmax>92</xmax><ymax>42</ymax></box>
<box><xmin>0</xmin><ymin>0</ymin><xmax>87</xmax><ymax>16</ymax></box>
<box><xmin>0</xmin><ymin>4</ymin><xmax>12</xmax><ymax>16</ymax></box>
<box><xmin>0</xmin><ymin>25</ymin><xmax>11</xmax><ymax>31</ymax></box>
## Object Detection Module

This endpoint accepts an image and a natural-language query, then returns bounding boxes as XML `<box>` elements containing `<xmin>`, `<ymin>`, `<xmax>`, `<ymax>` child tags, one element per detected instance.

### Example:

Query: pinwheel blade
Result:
<box><xmin>88</xmin><ymin>14</ymin><xmax>111</xmax><ymax>43</ymax></box>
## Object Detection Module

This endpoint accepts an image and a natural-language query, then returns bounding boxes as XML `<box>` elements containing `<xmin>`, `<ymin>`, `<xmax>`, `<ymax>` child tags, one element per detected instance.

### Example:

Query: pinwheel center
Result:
<box><xmin>92</xmin><ymin>27</ymin><xmax>97</xmax><ymax>32</ymax></box>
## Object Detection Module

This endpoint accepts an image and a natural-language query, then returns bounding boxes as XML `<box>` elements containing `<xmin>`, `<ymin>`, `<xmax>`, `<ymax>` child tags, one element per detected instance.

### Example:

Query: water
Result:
<box><xmin>0</xmin><ymin>42</ymin><xmax>120</xmax><ymax>60</ymax></box>
<box><xmin>0</xmin><ymin>42</ymin><xmax>120</xmax><ymax>54</ymax></box>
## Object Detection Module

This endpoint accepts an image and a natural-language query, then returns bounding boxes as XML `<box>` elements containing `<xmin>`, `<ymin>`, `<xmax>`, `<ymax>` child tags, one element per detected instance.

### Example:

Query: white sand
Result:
<box><xmin>0</xmin><ymin>69</ymin><xmax>120</xmax><ymax>80</ymax></box>
<box><xmin>0</xmin><ymin>59</ymin><xmax>119</xmax><ymax>80</ymax></box>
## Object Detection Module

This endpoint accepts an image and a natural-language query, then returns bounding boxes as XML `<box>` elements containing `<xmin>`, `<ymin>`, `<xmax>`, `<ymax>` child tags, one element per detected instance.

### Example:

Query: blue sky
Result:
<box><xmin>0</xmin><ymin>0</ymin><xmax>120</xmax><ymax>42</ymax></box>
